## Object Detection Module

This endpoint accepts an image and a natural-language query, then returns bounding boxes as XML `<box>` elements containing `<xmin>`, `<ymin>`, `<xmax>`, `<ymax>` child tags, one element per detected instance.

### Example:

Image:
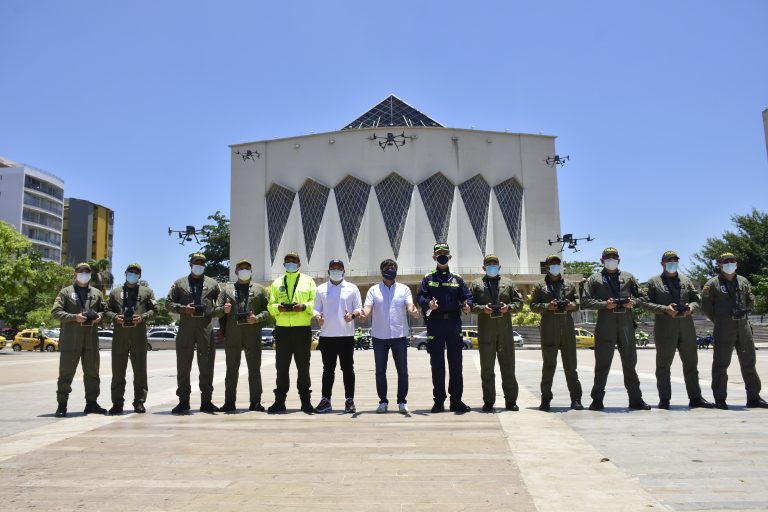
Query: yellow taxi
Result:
<box><xmin>0</xmin><ymin>335</ymin><xmax>6</xmax><ymax>350</ymax></box>
<box><xmin>461</xmin><ymin>329</ymin><xmax>479</xmax><ymax>349</ymax></box>
<box><xmin>574</xmin><ymin>328</ymin><xmax>595</xmax><ymax>349</ymax></box>
<box><xmin>12</xmin><ymin>329</ymin><xmax>60</xmax><ymax>352</ymax></box>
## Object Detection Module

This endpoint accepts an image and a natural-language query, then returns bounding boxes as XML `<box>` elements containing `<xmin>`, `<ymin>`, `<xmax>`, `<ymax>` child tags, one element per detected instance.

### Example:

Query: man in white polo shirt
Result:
<box><xmin>313</xmin><ymin>259</ymin><xmax>363</xmax><ymax>414</ymax></box>
<box><xmin>361</xmin><ymin>259</ymin><xmax>421</xmax><ymax>414</ymax></box>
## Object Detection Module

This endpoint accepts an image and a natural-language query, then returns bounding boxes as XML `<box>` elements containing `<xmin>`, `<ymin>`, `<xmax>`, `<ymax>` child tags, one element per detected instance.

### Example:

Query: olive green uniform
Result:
<box><xmin>530</xmin><ymin>277</ymin><xmax>583</xmax><ymax>402</ymax></box>
<box><xmin>581</xmin><ymin>270</ymin><xmax>648</xmax><ymax>404</ymax></box>
<box><xmin>701</xmin><ymin>274</ymin><xmax>761</xmax><ymax>401</ymax></box>
<box><xmin>469</xmin><ymin>276</ymin><xmax>524</xmax><ymax>406</ymax></box>
<box><xmin>166</xmin><ymin>275</ymin><xmax>220</xmax><ymax>403</ymax></box>
<box><xmin>213</xmin><ymin>282</ymin><xmax>270</xmax><ymax>404</ymax></box>
<box><xmin>104</xmin><ymin>284</ymin><xmax>157</xmax><ymax>406</ymax></box>
<box><xmin>51</xmin><ymin>284</ymin><xmax>106</xmax><ymax>404</ymax></box>
<box><xmin>643</xmin><ymin>274</ymin><xmax>703</xmax><ymax>402</ymax></box>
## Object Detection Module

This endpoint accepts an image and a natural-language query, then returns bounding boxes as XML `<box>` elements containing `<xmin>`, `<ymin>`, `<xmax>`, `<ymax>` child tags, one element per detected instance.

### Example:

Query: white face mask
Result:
<box><xmin>76</xmin><ymin>272</ymin><xmax>91</xmax><ymax>285</ymax></box>
<box><xmin>329</xmin><ymin>270</ymin><xmax>344</xmax><ymax>282</ymax></box>
<box><xmin>237</xmin><ymin>269</ymin><xmax>252</xmax><ymax>281</ymax></box>
<box><xmin>722</xmin><ymin>262</ymin><xmax>737</xmax><ymax>275</ymax></box>
<box><xmin>603</xmin><ymin>259</ymin><xmax>619</xmax><ymax>271</ymax></box>
<box><xmin>548</xmin><ymin>264</ymin><xmax>562</xmax><ymax>276</ymax></box>
<box><xmin>191</xmin><ymin>265</ymin><xmax>205</xmax><ymax>276</ymax></box>
<box><xmin>664</xmin><ymin>262</ymin><xmax>679</xmax><ymax>274</ymax></box>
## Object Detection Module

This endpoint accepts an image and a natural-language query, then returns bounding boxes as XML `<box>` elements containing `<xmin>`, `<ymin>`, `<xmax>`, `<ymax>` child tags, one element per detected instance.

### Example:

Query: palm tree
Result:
<box><xmin>87</xmin><ymin>258</ymin><xmax>114</xmax><ymax>296</ymax></box>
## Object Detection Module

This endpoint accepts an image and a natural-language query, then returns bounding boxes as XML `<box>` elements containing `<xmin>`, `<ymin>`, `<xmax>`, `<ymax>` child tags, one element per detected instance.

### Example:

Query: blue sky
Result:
<box><xmin>1</xmin><ymin>1</ymin><xmax>766</xmax><ymax>293</ymax></box>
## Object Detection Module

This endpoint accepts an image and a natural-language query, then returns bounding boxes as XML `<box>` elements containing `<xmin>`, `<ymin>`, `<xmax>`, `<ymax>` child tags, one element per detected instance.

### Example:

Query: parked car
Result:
<box><xmin>0</xmin><ymin>335</ymin><xmax>6</xmax><ymax>350</ymax></box>
<box><xmin>512</xmin><ymin>330</ymin><xmax>524</xmax><ymax>348</ymax></box>
<box><xmin>461</xmin><ymin>329</ymin><xmax>479</xmax><ymax>349</ymax></box>
<box><xmin>98</xmin><ymin>330</ymin><xmax>114</xmax><ymax>350</ymax></box>
<box><xmin>574</xmin><ymin>328</ymin><xmax>595</xmax><ymax>349</ymax></box>
<box><xmin>146</xmin><ymin>330</ymin><xmax>177</xmax><ymax>351</ymax></box>
<box><xmin>262</xmin><ymin>328</ymin><xmax>275</xmax><ymax>349</ymax></box>
<box><xmin>410</xmin><ymin>332</ymin><xmax>472</xmax><ymax>350</ymax></box>
<box><xmin>148</xmin><ymin>326</ymin><xmax>177</xmax><ymax>335</ymax></box>
<box><xmin>12</xmin><ymin>329</ymin><xmax>59</xmax><ymax>351</ymax></box>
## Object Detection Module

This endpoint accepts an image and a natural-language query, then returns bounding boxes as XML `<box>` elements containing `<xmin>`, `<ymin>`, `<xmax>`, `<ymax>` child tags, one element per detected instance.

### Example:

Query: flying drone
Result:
<box><xmin>235</xmin><ymin>149</ymin><xmax>260</xmax><ymax>161</ymax></box>
<box><xmin>368</xmin><ymin>132</ymin><xmax>415</xmax><ymax>151</ymax></box>
<box><xmin>168</xmin><ymin>225</ymin><xmax>207</xmax><ymax>246</ymax></box>
<box><xmin>544</xmin><ymin>154</ymin><xmax>569</xmax><ymax>168</ymax></box>
<box><xmin>548</xmin><ymin>233</ymin><xmax>594</xmax><ymax>253</ymax></box>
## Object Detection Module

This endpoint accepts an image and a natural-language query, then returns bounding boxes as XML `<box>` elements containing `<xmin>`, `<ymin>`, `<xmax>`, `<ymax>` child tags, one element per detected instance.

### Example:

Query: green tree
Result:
<box><xmin>511</xmin><ymin>298</ymin><xmax>542</xmax><ymax>326</ymax></box>
<box><xmin>689</xmin><ymin>209</ymin><xmax>768</xmax><ymax>284</ymax></box>
<box><xmin>563</xmin><ymin>260</ymin><xmax>601</xmax><ymax>279</ymax></box>
<box><xmin>152</xmin><ymin>298</ymin><xmax>174</xmax><ymax>326</ymax></box>
<box><xmin>0</xmin><ymin>221</ymin><xmax>73</xmax><ymax>328</ymax></box>
<box><xmin>199</xmin><ymin>211</ymin><xmax>230</xmax><ymax>282</ymax></box>
<box><xmin>87</xmin><ymin>257</ymin><xmax>114</xmax><ymax>295</ymax></box>
<box><xmin>689</xmin><ymin>209</ymin><xmax>768</xmax><ymax>312</ymax></box>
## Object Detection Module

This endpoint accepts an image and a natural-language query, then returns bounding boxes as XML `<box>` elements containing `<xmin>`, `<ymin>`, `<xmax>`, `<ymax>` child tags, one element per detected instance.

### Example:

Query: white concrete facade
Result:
<box><xmin>0</xmin><ymin>156</ymin><xmax>65</xmax><ymax>263</ymax></box>
<box><xmin>230</xmin><ymin>123</ymin><xmax>560</xmax><ymax>282</ymax></box>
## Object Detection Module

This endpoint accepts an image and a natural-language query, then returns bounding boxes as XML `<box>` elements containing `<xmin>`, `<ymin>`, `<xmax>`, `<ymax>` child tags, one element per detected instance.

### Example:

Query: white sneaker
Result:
<box><xmin>398</xmin><ymin>403</ymin><xmax>408</xmax><ymax>414</ymax></box>
<box><xmin>376</xmin><ymin>402</ymin><xmax>388</xmax><ymax>414</ymax></box>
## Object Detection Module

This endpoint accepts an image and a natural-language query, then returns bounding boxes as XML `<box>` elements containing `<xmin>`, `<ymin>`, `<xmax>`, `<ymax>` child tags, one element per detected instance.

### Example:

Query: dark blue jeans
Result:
<box><xmin>373</xmin><ymin>337</ymin><xmax>408</xmax><ymax>404</ymax></box>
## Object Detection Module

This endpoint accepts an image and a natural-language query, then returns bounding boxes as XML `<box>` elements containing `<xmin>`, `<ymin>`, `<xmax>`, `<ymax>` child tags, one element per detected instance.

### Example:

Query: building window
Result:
<box><xmin>22</xmin><ymin>209</ymin><xmax>63</xmax><ymax>231</ymax></box>
<box><xmin>265</xmin><ymin>184</ymin><xmax>296</xmax><ymax>263</ymax></box>
<box><xmin>298</xmin><ymin>179</ymin><xmax>330</xmax><ymax>261</ymax></box>
<box><xmin>493</xmin><ymin>178</ymin><xmax>524</xmax><ymax>255</ymax></box>
<box><xmin>23</xmin><ymin>192</ymin><xmax>63</xmax><ymax>215</ymax></box>
<box><xmin>374</xmin><ymin>172</ymin><xmax>413</xmax><ymax>258</ymax></box>
<box><xmin>458</xmin><ymin>174</ymin><xmax>491</xmax><ymax>253</ymax></box>
<box><xmin>334</xmin><ymin>175</ymin><xmax>371</xmax><ymax>260</ymax></box>
<box><xmin>417</xmin><ymin>172</ymin><xmax>454</xmax><ymax>245</ymax></box>
<box><xmin>24</xmin><ymin>175</ymin><xmax>64</xmax><ymax>200</ymax></box>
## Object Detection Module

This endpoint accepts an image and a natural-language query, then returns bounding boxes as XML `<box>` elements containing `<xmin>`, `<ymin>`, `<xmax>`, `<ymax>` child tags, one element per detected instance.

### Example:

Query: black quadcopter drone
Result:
<box><xmin>548</xmin><ymin>233</ymin><xmax>594</xmax><ymax>253</ymax></box>
<box><xmin>235</xmin><ymin>149</ymin><xmax>260</xmax><ymax>161</ymax></box>
<box><xmin>168</xmin><ymin>225</ymin><xmax>207</xmax><ymax>246</ymax></box>
<box><xmin>368</xmin><ymin>132</ymin><xmax>415</xmax><ymax>151</ymax></box>
<box><xmin>544</xmin><ymin>155</ymin><xmax>569</xmax><ymax>168</ymax></box>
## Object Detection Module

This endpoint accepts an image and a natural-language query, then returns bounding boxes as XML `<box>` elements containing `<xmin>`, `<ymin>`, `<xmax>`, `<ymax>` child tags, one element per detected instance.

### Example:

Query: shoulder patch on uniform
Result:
<box><xmin>643</xmin><ymin>287</ymin><xmax>649</xmax><ymax>294</ymax></box>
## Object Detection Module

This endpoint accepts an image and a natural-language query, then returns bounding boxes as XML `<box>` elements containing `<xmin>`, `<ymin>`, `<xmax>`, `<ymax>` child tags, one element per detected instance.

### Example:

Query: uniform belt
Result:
<box><xmin>429</xmin><ymin>312</ymin><xmax>461</xmax><ymax>320</ymax></box>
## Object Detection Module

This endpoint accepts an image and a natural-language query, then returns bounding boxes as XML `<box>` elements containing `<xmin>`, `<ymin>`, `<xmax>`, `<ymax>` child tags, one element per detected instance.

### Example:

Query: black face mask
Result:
<box><xmin>436</xmin><ymin>255</ymin><xmax>450</xmax><ymax>265</ymax></box>
<box><xmin>382</xmin><ymin>268</ymin><xmax>397</xmax><ymax>280</ymax></box>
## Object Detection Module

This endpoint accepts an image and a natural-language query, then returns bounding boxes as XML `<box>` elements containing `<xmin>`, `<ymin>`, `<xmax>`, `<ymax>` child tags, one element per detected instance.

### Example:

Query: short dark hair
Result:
<box><xmin>380</xmin><ymin>259</ymin><xmax>398</xmax><ymax>270</ymax></box>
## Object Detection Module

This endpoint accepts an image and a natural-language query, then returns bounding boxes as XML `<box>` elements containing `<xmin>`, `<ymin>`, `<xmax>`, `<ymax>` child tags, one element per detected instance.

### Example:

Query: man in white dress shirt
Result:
<box><xmin>313</xmin><ymin>259</ymin><xmax>363</xmax><ymax>413</ymax></box>
<box><xmin>361</xmin><ymin>259</ymin><xmax>421</xmax><ymax>414</ymax></box>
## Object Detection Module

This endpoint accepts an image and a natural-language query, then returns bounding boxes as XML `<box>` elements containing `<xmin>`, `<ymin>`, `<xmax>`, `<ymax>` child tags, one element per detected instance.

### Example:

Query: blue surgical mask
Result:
<box><xmin>237</xmin><ymin>269</ymin><xmax>252</xmax><ymax>281</ymax></box>
<box><xmin>76</xmin><ymin>272</ymin><xmax>91</xmax><ymax>285</ymax></box>
<box><xmin>722</xmin><ymin>262</ymin><xmax>737</xmax><ymax>274</ymax></box>
<box><xmin>284</xmin><ymin>262</ymin><xmax>299</xmax><ymax>273</ymax></box>
<box><xmin>603</xmin><ymin>259</ymin><xmax>619</xmax><ymax>271</ymax></box>
<box><xmin>126</xmin><ymin>272</ymin><xmax>140</xmax><ymax>285</ymax></box>
<box><xmin>329</xmin><ymin>270</ymin><xmax>344</xmax><ymax>282</ymax></box>
<box><xmin>191</xmin><ymin>265</ymin><xmax>205</xmax><ymax>276</ymax></box>
<box><xmin>382</xmin><ymin>268</ymin><xmax>397</xmax><ymax>281</ymax></box>
<box><xmin>436</xmin><ymin>254</ymin><xmax>450</xmax><ymax>265</ymax></box>
<box><xmin>485</xmin><ymin>265</ymin><xmax>500</xmax><ymax>278</ymax></box>
<box><xmin>664</xmin><ymin>262</ymin><xmax>679</xmax><ymax>274</ymax></box>
<box><xmin>548</xmin><ymin>265</ymin><xmax>562</xmax><ymax>276</ymax></box>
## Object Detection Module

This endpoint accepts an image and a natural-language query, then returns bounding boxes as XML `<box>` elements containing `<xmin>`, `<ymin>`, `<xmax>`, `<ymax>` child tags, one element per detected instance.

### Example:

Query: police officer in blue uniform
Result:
<box><xmin>417</xmin><ymin>243</ymin><xmax>473</xmax><ymax>413</ymax></box>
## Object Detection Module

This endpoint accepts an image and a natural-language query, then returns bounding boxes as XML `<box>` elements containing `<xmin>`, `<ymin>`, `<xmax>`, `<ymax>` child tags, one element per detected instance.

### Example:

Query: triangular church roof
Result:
<box><xmin>342</xmin><ymin>95</ymin><xmax>443</xmax><ymax>130</ymax></box>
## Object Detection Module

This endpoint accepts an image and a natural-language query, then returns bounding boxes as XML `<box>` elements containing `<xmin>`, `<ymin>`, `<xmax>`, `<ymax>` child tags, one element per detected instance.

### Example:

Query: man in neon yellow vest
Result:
<box><xmin>267</xmin><ymin>251</ymin><xmax>317</xmax><ymax>414</ymax></box>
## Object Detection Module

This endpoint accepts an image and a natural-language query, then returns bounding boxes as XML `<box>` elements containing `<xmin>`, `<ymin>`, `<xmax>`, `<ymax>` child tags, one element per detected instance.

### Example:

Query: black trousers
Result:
<box><xmin>273</xmin><ymin>326</ymin><xmax>312</xmax><ymax>402</ymax></box>
<box><xmin>319</xmin><ymin>336</ymin><xmax>355</xmax><ymax>399</ymax></box>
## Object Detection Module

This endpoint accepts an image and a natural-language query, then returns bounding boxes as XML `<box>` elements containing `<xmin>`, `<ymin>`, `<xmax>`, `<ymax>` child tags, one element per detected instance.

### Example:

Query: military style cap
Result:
<box><xmin>126</xmin><ymin>263</ymin><xmax>142</xmax><ymax>272</ymax></box>
<box><xmin>545</xmin><ymin>254</ymin><xmax>562</xmax><ymax>264</ymax></box>
<box><xmin>189</xmin><ymin>253</ymin><xmax>206</xmax><ymax>263</ymax></box>
<box><xmin>235</xmin><ymin>259</ymin><xmax>251</xmax><ymax>269</ymax></box>
<box><xmin>602</xmin><ymin>247</ymin><xmax>619</xmax><ymax>258</ymax></box>
<box><xmin>483</xmin><ymin>253</ymin><xmax>500</xmax><ymax>264</ymax></box>
<box><xmin>328</xmin><ymin>258</ymin><xmax>345</xmax><ymax>269</ymax></box>
<box><xmin>433</xmin><ymin>243</ymin><xmax>450</xmax><ymax>253</ymax></box>
<box><xmin>661</xmin><ymin>250</ymin><xmax>679</xmax><ymax>261</ymax></box>
<box><xmin>718</xmin><ymin>252</ymin><xmax>737</xmax><ymax>263</ymax></box>
<box><xmin>283</xmin><ymin>251</ymin><xmax>300</xmax><ymax>262</ymax></box>
<box><xmin>75</xmin><ymin>262</ymin><xmax>91</xmax><ymax>271</ymax></box>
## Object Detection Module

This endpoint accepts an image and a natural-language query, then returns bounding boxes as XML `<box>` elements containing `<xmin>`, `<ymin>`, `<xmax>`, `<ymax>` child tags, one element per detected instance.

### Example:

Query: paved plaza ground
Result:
<box><xmin>1</xmin><ymin>345</ymin><xmax>767</xmax><ymax>511</ymax></box>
